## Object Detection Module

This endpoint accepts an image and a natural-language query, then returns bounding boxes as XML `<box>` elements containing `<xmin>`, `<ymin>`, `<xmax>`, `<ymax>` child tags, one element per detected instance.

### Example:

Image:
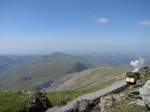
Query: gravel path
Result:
<box><xmin>46</xmin><ymin>80</ymin><xmax>126</xmax><ymax>112</ymax></box>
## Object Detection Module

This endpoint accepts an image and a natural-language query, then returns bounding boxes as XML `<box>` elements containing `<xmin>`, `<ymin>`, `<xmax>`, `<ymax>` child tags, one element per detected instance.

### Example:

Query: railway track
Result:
<box><xmin>92</xmin><ymin>84</ymin><xmax>130</xmax><ymax>105</ymax></box>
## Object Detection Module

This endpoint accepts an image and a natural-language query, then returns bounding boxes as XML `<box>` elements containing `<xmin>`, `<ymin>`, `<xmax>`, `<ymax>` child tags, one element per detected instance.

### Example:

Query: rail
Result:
<box><xmin>92</xmin><ymin>84</ymin><xmax>130</xmax><ymax>105</ymax></box>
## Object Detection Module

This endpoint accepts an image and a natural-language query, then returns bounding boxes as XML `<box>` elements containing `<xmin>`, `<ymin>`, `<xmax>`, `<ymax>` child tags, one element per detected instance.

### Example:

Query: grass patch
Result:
<box><xmin>112</xmin><ymin>98</ymin><xmax>149</xmax><ymax>112</ymax></box>
<box><xmin>0</xmin><ymin>91</ymin><xmax>26</xmax><ymax>112</ymax></box>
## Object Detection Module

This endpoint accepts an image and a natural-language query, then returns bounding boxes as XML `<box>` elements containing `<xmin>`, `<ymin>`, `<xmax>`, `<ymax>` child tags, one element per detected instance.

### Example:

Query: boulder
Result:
<box><xmin>65</xmin><ymin>99</ymin><xmax>93</xmax><ymax>112</ymax></box>
<box><xmin>24</xmin><ymin>91</ymin><xmax>53</xmax><ymax>112</ymax></box>
<box><xmin>99</xmin><ymin>96</ymin><xmax>115</xmax><ymax>112</ymax></box>
<box><xmin>128</xmin><ymin>99</ymin><xmax>145</xmax><ymax>107</ymax></box>
<box><xmin>140</xmin><ymin>80</ymin><xmax>150</xmax><ymax>110</ymax></box>
<box><xmin>113</xmin><ymin>93</ymin><xmax>125</xmax><ymax>101</ymax></box>
<box><xmin>127</xmin><ymin>90</ymin><xmax>141</xmax><ymax>98</ymax></box>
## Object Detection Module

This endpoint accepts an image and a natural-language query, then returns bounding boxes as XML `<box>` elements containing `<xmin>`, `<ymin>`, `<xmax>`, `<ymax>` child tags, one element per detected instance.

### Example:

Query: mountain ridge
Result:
<box><xmin>1</xmin><ymin>52</ymin><xmax>150</xmax><ymax>91</ymax></box>
<box><xmin>0</xmin><ymin>53</ymin><xmax>89</xmax><ymax>90</ymax></box>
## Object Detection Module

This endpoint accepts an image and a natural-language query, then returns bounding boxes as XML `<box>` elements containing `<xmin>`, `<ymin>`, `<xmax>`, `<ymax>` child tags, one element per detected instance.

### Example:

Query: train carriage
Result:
<box><xmin>126</xmin><ymin>72</ymin><xmax>140</xmax><ymax>84</ymax></box>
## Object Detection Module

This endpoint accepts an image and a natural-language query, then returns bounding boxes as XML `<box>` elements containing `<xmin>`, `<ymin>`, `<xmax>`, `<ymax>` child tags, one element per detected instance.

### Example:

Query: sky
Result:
<box><xmin>0</xmin><ymin>0</ymin><xmax>150</xmax><ymax>55</ymax></box>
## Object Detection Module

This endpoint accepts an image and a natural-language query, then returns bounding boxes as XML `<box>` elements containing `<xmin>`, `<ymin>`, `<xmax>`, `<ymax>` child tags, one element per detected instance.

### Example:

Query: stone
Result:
<box><xmin>129</xmin><ymin>99</ymin><xmax>145</xmax><ymax>107</ymax></box>
<box><xmin>21</xmin><ymin>95</ymin><xmax>24</xmax><ymax>99</ymax></box>
<box><xmin>72</xmin><ymin>99</ymin><xmax>93</xmax><ymax>112</ymax></box>
<box><xmin>51</xmin><ymin>100</ymin><xmax>67</xmax><ymax>107</ymax></box>
<box><xmin>25</xmin><ymin>91</ymin><xmax>33</xmax><ymax>98</ymax></box>
<box><xmin>123</xmin><ymin>89</ymin><xmax>142</xmax><ymax>100</ymax></box>
<box><xmin>23</xmin><ymin>91</ymin><xmax>53</xmax><ymax>112</ymax></box>
<box><xmin>99</xmin><ymin>96</ymin><xmax>115</xmax><ymax>112</ymax></box>
<box><xmin>113</xmin><ymin>93</ymin><xmax>125</xmax><ymax>101</ymax></box>
<box><xmin>140</xmin><ymin>80</ymin><xmax>150</xmax><ymax>110</ymax></box>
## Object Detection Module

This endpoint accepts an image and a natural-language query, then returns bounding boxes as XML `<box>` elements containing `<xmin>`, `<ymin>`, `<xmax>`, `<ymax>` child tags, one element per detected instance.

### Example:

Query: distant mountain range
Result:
<box><xmin>0</xmin><ymin>55</ymin><xmax>37</xmax><ymax>74</ymax></box>
<box><xmin>0</xmin><ymin>53</ymin><xmax>89</xmax><ymax>90</ymax></box>
<box><xmin>0</xmin><ymin>52</ymin><xmax>150</xmax><ymax>91</ymax></box>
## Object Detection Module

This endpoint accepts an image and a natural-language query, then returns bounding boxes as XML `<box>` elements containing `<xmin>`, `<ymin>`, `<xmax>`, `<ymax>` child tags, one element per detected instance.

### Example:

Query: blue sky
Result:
<box><xmin>0</xmin><ymin>0</ymin><xmax>150</xmax><ymax>55</ymax></box>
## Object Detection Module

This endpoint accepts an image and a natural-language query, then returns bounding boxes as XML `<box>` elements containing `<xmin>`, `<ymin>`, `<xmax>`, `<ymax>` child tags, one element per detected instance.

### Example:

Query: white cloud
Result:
<box><xmin>137</xmin><ymin>20</ymin><xmax>150</xmax><ymax>25</ymax></box>
<box><xmin>93</xmin><ymin>15</ymin><xmax>109</xmax><ymax>23</ymax></box>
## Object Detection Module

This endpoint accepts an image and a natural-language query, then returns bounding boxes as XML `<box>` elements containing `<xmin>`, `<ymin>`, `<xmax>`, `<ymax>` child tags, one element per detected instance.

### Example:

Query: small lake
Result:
<box><xmin>41</xmin><ymin>80</ymin><xmax>54</xmax><ymax>88</ymax></box>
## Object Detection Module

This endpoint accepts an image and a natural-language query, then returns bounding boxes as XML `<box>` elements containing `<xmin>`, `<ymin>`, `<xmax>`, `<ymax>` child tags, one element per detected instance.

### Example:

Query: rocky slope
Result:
<box><xmin>47</xmin><ymin>67</ymin><xmax>129</xmax><ymax>92</ymax></box>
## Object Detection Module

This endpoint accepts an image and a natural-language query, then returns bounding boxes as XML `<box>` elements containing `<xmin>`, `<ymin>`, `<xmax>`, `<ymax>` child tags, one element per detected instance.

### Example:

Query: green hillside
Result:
<box><xmin>48</xmin><ymin>67</ymin><xmax>132</xmax><ymax>91</ymax></box>
<box><xmin>0</xmin><ymin>53</ymin><xmax>88</xmax><ymax>91</ymax></box>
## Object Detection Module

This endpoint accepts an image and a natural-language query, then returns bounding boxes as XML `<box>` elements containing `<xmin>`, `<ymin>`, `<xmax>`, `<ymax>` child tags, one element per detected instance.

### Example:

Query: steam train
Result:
<box><xmin>126</xmin><ymin>66</ymin><xmax>149</xmax><ymax>84</ymax></box>
<box><xmin>126</xmin><ymin>72</ymin><xmax>140</xmax><ymax>84</ymax></box>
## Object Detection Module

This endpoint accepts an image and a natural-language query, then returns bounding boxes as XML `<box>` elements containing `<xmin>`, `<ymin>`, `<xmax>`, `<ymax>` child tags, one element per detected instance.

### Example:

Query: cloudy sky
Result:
<box><xmin>0</xmin><ymin>0</ymin><xmax>150</xmax><ymax>54</ymax></box>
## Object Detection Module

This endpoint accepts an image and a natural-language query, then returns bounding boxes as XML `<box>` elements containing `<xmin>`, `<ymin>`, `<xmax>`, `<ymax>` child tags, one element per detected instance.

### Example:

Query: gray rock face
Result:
<box><xmin>140</xmin><ymin>80</ymin><xmax>150</xmax><ymax>110</ymax></box>
<box><xmin>75</xmin><ymin>99</ymin><xmax>93</xmax><ymax>112</ymax></box>
<box><xmin>113</xmin><ymin>93</ymin><xmax>125</xmax><ymax>101</ymax></box>
<box><xmin>128</xmin><ymin>99</ymin><xmax>145</xmax><ymax>107</ymax></box>
<box><xmin>99</xmin><ymin>96</ymin><xmax>115</xmax><ymax>112</ymax></box>
<box><xmin>26</xmin><ymin>91</ymin><xmax>53</xmax><ymax>112</ymax></box>
<box><xmin>64</xmin><ymin>99</ymin><xmax>93</xmax><ymax>112</ymax></box>
<box><xmin>127</xmin><ymin>90</ymin><xmax>141</xmax><ymax>99</ymax></box>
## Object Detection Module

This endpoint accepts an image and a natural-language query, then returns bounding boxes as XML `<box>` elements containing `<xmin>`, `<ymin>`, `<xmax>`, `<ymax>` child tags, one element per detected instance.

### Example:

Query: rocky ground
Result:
<box><xmin>46</xmin><ymin>80</ymin><xmax>126</xmax><ymax>112</ymax></box>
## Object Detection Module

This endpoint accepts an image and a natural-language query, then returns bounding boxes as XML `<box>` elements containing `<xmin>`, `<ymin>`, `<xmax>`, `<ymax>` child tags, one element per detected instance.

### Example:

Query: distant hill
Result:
<box><xmin>0</xmin><ymin>53</ymin><xmax>89</xmax><ymax>90</ymax></box>
<box><xmin>0</xmin><ymin>55</ymin><xmax>37</xmax><ymax>74</ymax></box>
<box><xmin>0</xmin><ymin>55</ymin><xmax>23</xmax><ymax>73</ymax></box>
<box><xmin>36</xmin><ymin>52</ymin><xmax>135</xmax><ymax>68</ymax></box>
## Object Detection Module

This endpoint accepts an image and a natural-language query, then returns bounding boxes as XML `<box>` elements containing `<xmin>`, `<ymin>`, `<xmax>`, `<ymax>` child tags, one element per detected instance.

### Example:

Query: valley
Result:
<box><xmin>0</xmin><ymin>52</ymin><xmax>150</xmax><ymax>112</ymax></box>
<box><xmin>0</xmin><ymin>52</ymin><xmax>150</xmax><ymax>91</ymax></box>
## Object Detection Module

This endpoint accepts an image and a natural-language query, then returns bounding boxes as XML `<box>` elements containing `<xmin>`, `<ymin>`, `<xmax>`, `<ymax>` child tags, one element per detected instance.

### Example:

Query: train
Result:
<box><xmin>126</xmin><ymin>72</ymin><xmax>140</xmax><ymax>84</ymax></box>
<box><xmin>125</xmin><ymin>66</ymin><xmax>149</xmax><ymax>84</ymax></box>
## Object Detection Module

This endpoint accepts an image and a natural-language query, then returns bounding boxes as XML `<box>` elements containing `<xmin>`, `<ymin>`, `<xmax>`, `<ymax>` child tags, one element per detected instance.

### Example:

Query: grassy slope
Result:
<box><xmin>0</xmin><ymin>61</ymin><xmax>83</xmax><ymax>90</ymax></box>
<box><xmin>48</xmin><ymin>67</ymin><xmax>132</xmax><ymax>91</ymax></box>
<box><xmin>0</xmin><ymin>80</ymin><xmax>114</xmax><ymax>111</ymax></box>
<box><xmin>0</xmin><ymin>91</ymin><xmax>27</xmax><ymax>112</ymax></box>
<box><xmin>1</xmin><ymin>67</ymin><xmax>149</xmax><ymax>111</ymax></box>
<box><xmin>0</xmin><ymin>67</ymin><xmax>130</xmax><ymax>110</ymax></box>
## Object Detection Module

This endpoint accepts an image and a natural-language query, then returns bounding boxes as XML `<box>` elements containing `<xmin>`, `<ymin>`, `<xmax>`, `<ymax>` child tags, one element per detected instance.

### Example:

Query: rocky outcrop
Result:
<box><xmin>99</xmin><ymin>96</ymin><xmax>115</xmax><ymax>112</ymax></box>
<box><xmin>128</xmin><ymin>99</ymin><xmax>145</xmax><ymax>107</ymax></box>
<box><xmin>74</xmin><ymin>99</ymin><xmax>93</xmax><ymax>112</ymax></box>
<box><xmin>19</xmin><ymin>90</ymin><xmax>52</xmax><ymax>112</ymax></box>
<box><xmin>98</xmin><ymin>93</ymin><xmax>126</xmax><ymax>112</ymax></box>
<box><xmin>1</xmin><ymin>90</ymin><xmax>53</xmax><ymax>112</ymax></box>
<box><xmin>64</xmin><ymin>99</ymin><xmax>93</xmax><ymax>112</ymax></box>
<box><xmin>24</xmin><ymin>91</ymin><xmax>53</xmax><ymax>112</ymax></box>
<box><xmin>127</xmin><ymin>90</ymin><xmax>141</xmax><ymax>98</ymax></box>
<box><xmin>127</xmin><ymin>80</ymin><xmax>150</xmax><ymax>110</ymax></box>
<box><xmin>113</xmin><ymin>93</ymin><xmax>125</xmax><ymax>101</ymax></box>
<box><xmin>140</xmin><ymin>80</ymin><xmax>150</xmax><ymax>110</ymax></box>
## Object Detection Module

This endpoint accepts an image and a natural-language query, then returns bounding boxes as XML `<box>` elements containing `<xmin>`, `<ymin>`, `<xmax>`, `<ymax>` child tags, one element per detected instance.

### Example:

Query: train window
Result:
<box><xmin>128</xmin><ymin>75</ymin><xmax>134</xmax><ymax>78</ymax></box>
<box><xmin>126</xmin><ymin>73</ymin><xmax>134</xmax><ymax>78</ymax></box>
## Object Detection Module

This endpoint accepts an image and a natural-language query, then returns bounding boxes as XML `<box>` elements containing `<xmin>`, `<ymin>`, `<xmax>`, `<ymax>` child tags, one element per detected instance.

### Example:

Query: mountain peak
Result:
<box><xmin>52</xmin><ymin>52</ymin><xmax>67</xmax><ymax>57</ymax></box>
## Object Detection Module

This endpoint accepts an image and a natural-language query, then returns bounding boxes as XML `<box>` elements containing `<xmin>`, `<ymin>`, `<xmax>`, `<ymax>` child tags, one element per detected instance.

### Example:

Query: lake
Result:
<box><xmin>41</xmin><ymin>80</ymin><xmax>54</xmax><ymax>88</ymax></box>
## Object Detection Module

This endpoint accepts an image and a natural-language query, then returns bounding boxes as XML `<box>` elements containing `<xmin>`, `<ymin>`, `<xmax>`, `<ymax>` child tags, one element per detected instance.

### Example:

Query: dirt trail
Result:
<box><xmin>46</xmin><ymin>80</ymin><xmax>126</xmax><ymax>112</ymax></box>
